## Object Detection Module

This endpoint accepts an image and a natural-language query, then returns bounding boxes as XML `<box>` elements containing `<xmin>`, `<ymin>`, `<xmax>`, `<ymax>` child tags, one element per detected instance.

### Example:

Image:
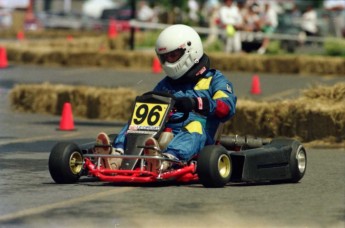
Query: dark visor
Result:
<box><xmin>158</xmin><ymin>48</ymin><xmax>185</xmax><ymax>64</ymax></box>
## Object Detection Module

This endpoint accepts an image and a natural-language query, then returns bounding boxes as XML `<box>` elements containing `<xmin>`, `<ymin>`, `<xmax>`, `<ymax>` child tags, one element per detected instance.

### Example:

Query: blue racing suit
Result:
<box><xmin>113</xmin><ymin>68</ymin><xmax>237</xmax><ymax>161</ymax></box>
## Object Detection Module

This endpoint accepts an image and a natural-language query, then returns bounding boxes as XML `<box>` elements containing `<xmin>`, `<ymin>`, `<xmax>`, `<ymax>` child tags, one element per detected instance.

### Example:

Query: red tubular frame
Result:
<box><xmin>84</xmin><ymin>158</ymin><xmax>198</xmax><ymax>183</ymax></box>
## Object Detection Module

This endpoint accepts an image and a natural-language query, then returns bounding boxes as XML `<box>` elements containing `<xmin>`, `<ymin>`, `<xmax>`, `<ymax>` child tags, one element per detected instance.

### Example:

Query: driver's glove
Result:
<box><xmin>174</xmin><ymin>97</ymin><xmax>210</xmax><ymax>116</ymax></box>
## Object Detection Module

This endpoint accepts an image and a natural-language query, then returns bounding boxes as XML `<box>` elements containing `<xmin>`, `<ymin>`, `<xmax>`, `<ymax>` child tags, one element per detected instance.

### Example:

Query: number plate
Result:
<box><xmin>129</xmin><ymin>102</ymin><xmax>168</xmax><ymax>131</ymax></box>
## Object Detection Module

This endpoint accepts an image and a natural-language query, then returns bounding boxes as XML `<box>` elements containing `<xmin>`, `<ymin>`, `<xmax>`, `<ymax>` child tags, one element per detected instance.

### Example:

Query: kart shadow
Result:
<box><xmin>227</xmin><ymin>181</ymin><xmax>300</xmax><ymax>187</ymax></box>
<box><xmin>185</xmin><ymin>181</ymin><xmax>300</xmax><ymax>188</ymax></box>
<box><xmin>73</xmin><ymin>177</ymin><xmax>201</xmax><ymax>188</ymax></box>
<box><xmin>69</xmin><ymin>178</ymin><xmax>299</xmax><ymax>188</ymax></box>
<box><xmin>43</xmin><ymin>179</ymin><xmax>298</xmax><ymax>188</ymax></box>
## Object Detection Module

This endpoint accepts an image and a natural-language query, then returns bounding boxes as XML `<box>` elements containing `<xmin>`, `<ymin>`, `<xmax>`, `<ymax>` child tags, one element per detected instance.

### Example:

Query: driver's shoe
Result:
<box><xmin>95</xmin><ymin>132</ymin><xmax>122</xmax><ymax>170</ymax></box>
<box><xmin>144</xmin><ymin>137</ymin><xmax>162</xmax><ymax>172</ymax></box>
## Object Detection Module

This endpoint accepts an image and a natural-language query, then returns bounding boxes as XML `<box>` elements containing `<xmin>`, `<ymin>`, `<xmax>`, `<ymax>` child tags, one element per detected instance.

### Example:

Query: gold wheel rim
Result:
<box><xmin>70</xmin><ymin>151</ymin><xmax>83</xmax><ymax>174</ymax></box>
<box><xmin>218</xmin><ymin>154</ymin><xmax>231</xmax><ymax>178</ymax></box>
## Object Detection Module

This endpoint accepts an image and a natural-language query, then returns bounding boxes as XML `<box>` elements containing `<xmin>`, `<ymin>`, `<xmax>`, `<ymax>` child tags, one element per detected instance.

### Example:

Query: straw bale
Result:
<box><xmin>298</xmin><ymin>56</ymin><xmax>345</xmax><ymax>75</ymax></box>
<box><xmin>9</xmin><ymin>82</ymin><xmax>345</xmax><ymax>143</ymax></box>
<box><xmin>9</xmin><ymin>83</ymin><xmax>58</xmax><ymax>114</ymax></box>
<box><xmin>64</xmin><ymin>51</ymin><xmax>101</xmax><ymax>66</ymax></box>
<box><xmin>9</xmin><ymin>83</ymin><xmax>137</xmax><ymax>121</ymax></box>
<box><xmin>224</xmin><ymin>83</ymin><xmax>345</xmax><ymax>142</ymax></box>
<box><xmin>97</xmin><ymin>88</ymin><xmax>137</xmax><ymax>120</ymax></box>
<box><xmin>225</xmin><ymin>98</ymin><xmax>345</xmax><ymax>142</ymax></box>
<box><xmin>266</xmin><ymin>56</ymin><xmax>299</xmax><ymax>73</ymax></box>
<box><xmin>42</xmin><ymin>50</ymin><xmax>67</xmax><ymax>65</ymax></box>
<box><xmin>209</xmin><ymin>54</ymin><xmax>300</xmax><ymax>73</ymax></box>
<box><xmin>0</xmin><ymin>29</ymin><xmax>100</xmax><ymax>39</ymax></box>
<box><xmin>108</xmin><ymin>36</ymin><xmax>128</xmax><ymax>50</ymax></box>
<box><xmin>225</xmin><ymin>100</ymin><xmax>294</xmax><ymax>138</ymax></box>
<box><xmin>235</xmin><ymin>55</ymin><xmax>268</xmax><ymax>72</ymax></box>
<box><xmin>21</xmin><ymin>49</ymin><xmax>40</xmax><ymax>64</ymax></box>
<box><xmin>208</xmin><ymin>53</ymin><xmax>233</xmax><ymax>71</ymax></box>
<box><xmin>98</xmin><ymin>51</ymin><xmax>131</xmax><ymax>68</ymax></box>
<box><xmin>5</xmin><ymin>45</ymin><xmax>23</xmax><ymax>62</ymax></box>
<box><xmin>2</xmin><ymin>40</ymin><xmax>345</xmax><ymax>75</ymax></box>
<box><xmin>302</xmin><ymin>83</ymin><xmax>345</xmax><ymax>101</ymax></box>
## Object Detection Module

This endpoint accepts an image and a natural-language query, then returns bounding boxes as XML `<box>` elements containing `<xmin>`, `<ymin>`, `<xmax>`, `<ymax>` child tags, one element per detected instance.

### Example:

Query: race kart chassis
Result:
<box><xmin>76</xmin><ymin>135</ymin><xmax>305</xmax><ymax>185</ymax></box>
<box><xmin>49</xmin><ymin>92</ymin><xmax>306</xmax><ymax>187</ymax></box>
<box><xmin>49</xmin><ymin>133</ymin><xmax>306</xmax><ymax>187</ymax></box>
<box><xmin>83</xmin><ymin>153</ymin><xmax>197</xmax><ymax>183</ymax></box>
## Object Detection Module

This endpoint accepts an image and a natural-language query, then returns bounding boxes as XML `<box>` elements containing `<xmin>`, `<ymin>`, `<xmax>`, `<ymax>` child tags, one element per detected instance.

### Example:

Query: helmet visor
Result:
<box><xmin>158</xmin><ymin>48</ymin><xmax>186</xmax><ymax>64</ymax></box>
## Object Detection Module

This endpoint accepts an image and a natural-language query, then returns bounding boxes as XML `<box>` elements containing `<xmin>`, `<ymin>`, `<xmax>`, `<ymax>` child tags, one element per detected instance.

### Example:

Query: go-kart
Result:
<box><xmin>48</xmin><ymin>92</ymin><xmax>307</xmax><ymax>187</ymax></box>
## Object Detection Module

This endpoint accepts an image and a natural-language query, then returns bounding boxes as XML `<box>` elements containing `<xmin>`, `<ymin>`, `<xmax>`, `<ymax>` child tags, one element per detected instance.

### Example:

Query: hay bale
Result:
<box><xmin>2</xmin><ymin>38</ymin><xmax>345</xmax><ymax>75</ymax></box>
<box><xmin>225</xmin><ymin>83</ymin><xmax>345</xmax><ymax>142</ymax></box>
<box><xmin>9</xmin><ymin>83</ymin><xmax>138</xmax><ymax>121</ymax></box>
<box><xmin>65</xmin><ymin>51</ymin><xmax>101</xmax><ymax>66</ymax></box>
<box><xmin>98</xmin><ymin>88</ymin><xmax>137</xmax><ymax>120</ymax></box>
<box><xmin>9</xmin><ymin>82</ymin><xmax>345</xmax><ymax>143</ymax></box>
<box><xmin>209</xmin><ymin>53</ymin><xmax>265</xmax><ymax>72</ymax></box>
<box><xmin>9</xmin><ymin>83</ymin><xmax>58</xmax><ymax>114</ymax></box>
<box><xmin>267</xmin><ymin>56</ymin><xmax>299</xmax><ymax>73</ymax></box>
<box><xmin>225</xmin><ymin>100</ymin><xmax>296</xmax><ymax>138</ymax></box>
<box><xmin>302</xmin><ymin>83</ymin><xmax>345</xmax><ymax>101</ymax></box>
<box><xmin>298</xmin><ymin>56</ymin><xmax>345</xmax><ymax>75</ymax></box>
<box><xmin>5</xmin><ymin>45</ymin><xmax>23</xmax><ymax>62</ymax></box>
<box><xmin>98</xmin><ymin>51</ymin><xmax>132</xmax><ymax>68</ymax></box>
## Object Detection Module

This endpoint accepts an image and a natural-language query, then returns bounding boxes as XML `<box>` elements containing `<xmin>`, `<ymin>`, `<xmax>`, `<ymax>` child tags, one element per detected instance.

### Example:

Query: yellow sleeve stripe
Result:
<box><xmin>212</xmin><ymin>90</ymin><xmax>229</xmax><ymax>100</ymax></box>
<box><xmin>194</xmin><ymin>77</ymin><xmax>212</xmax><ymax>90</ymax></box>
<box><xmin>185</xmin><ymin>121</ymin><xmax>203</xmax><ymax>134</ymax></box>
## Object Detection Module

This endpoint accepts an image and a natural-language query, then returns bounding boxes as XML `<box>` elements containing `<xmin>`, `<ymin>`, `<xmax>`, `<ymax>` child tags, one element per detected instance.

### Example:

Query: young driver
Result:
<box><xmin>97</xmin><ymin>24</ymin><xmax>237</xmax><ymax>169</ymax></box>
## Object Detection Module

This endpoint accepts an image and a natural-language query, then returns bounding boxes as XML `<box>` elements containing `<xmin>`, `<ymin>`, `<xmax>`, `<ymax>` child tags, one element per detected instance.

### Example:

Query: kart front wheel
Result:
<box><xmin>49</xmin><ymin>142</ymin><xmax>83</xmax><ymax>184</ymax></box>
<box><xmin>197</xmin><ymin>145</ymin><xmax>232</xmax><ymax>188</ymax></box>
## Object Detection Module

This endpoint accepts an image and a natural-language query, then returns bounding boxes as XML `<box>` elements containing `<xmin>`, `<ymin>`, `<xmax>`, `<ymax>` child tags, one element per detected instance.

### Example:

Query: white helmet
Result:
<box><xmin>155</xmin><ymin>24</ymin><xmax>204</xmax><ymax>80</ymax></box>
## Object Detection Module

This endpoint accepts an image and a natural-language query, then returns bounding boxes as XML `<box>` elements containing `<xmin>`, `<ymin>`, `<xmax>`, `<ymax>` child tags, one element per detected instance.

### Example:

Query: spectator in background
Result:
<box><xmin>203</xmin><ymin>1</ymin><xmax>220</xmax><ymax>48</ymax></box>
<box><xmin>137</xmin><ymin>0</ymin><xmax>157</xmax><ymax>22</ymax></box>
<box><xmin>219</xmin><ymin>0</ymin><xmax>243</xmax><ymax>53</ymax></box>
<box><xmin>291</xmin><ymin>3</ymin><xmax>302</xmax><ymax>17</ymax></box>
<box><xmin>301</xmin><ymin>5</ymin><xmax>318</xmax><ymax>43</ymax></box>
<box><xmin>242</xmin><ymin>3</ymin><xmax>261</xmax><ymax>33</ymax></box>
<box><xmin>188</xmin><ymin>0</ymin><xmax>200</xmax><ymax>25</ymax></box>
<box><xmin>323</xmin><ymin>0</ymin><xmax>345</xmax><ymax>37</ymax></box>
<box><xmin>257</xmin><ymin>2</ymin><xmax>278</xmax><ymax>54</ymax></box>
<box><xmin>0</xmin><ymin>7</ymin><xmax>12</xmax><ymax>28</ymax></box>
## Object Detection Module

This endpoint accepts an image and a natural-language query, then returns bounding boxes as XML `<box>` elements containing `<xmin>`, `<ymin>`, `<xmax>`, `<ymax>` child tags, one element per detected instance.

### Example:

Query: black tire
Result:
<box><xmin>289</xmin><ymin>141</ymin><xmax>307</xmax><ymax>182</ymax></box>
<box><xmin>197</xmin><ymin>145</ymin><xmax>232</xmax><ymax>188</ymax></box>
<box><xmin>270</xmin><ymin>138</ymin><xmax>307</xmax><ymax>183</ymax></box>
<box><xmin>49</xmin><ymin>142</ymin><xmax>83</xmax><ymax>184</ymax></box>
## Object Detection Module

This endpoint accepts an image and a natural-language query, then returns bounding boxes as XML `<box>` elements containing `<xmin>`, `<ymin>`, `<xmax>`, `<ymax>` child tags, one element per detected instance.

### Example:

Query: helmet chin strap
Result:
<box><xmin>168</xmin><ymin>54</ymin><xmax>210</xmax><ymax>85</ymax></box>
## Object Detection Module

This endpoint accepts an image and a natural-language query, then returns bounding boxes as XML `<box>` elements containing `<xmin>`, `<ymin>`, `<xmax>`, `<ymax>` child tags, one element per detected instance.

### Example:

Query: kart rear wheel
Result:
<box><xmin>290</xmin><ymin>142</ymin><xmax>307</xmax><ymax>183</ymax></box>
<box><xmin>270</xmin><ymin>138</ymin><xmax>307</xmax><ymax>183</ymax></box>
<box><xmin>49</xmin><ymin>142</ymin><xmax>83</xmax><ymax>184</ymax></box>
<box><xmin>197</xmin><ymin>145</ymin><xmax>232</xmax><ymax>188</ymax></box>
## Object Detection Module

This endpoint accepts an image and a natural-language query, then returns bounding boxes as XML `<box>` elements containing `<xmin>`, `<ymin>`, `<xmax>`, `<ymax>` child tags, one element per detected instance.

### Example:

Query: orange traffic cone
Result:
<box><xmin>17</xmin><ymin>31</ymin><xmax>25</xmax><ymax>41</ymax></box>
<box><xmin>0</xmin><ymin>47</ymin><xmax>8</xmax><ymax>69</ymax></box>
<box><xmin>250</xmin><ymin>75</ymin><xmax>261</xmax><ymax>95</ymax></box>
<box><xmin>58</xmin><ymin>102</ymin><xmax>75</xmax><ymax>131</ymax></box>
<box><xmin>152</xmin><ymin>56</ymin><xmax>162</xmax><ymax>74</ymax></box>
<box><xmin>108</xmin><ymin>19</ymin><xmax>118</xmax><ymax>39</ymax></box>
<box><xmin>66</xmin><ymin>35</ymin><xmax>74</xmax><ymax>41</ymax></box>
